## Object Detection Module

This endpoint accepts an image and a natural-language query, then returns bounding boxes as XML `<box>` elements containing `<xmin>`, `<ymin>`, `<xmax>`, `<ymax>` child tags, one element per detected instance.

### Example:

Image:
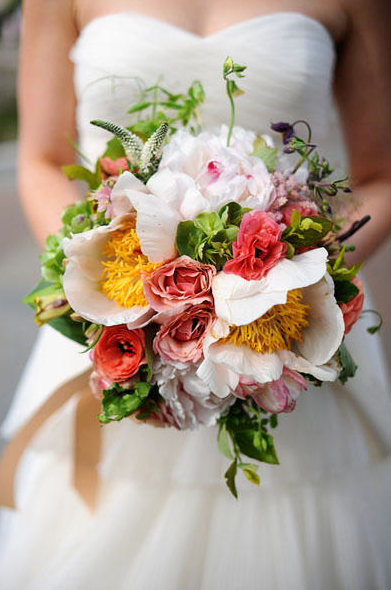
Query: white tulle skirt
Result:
<box><xmin>1</xmin><ymin>302</ymin><xmax>391</xmax><ymax>590</ymax></box>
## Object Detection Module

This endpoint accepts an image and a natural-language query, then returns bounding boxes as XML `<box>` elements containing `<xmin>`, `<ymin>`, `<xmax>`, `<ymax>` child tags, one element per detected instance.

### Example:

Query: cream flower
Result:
<box><xmin>197</xmin><ymin>272</ymin><xmax>344</xmax><ymax>398</ymax></box>
<box><xmin>62</xmin><ymin>215</ymin><xmax>157</xmax><ymax>327</ymax></box>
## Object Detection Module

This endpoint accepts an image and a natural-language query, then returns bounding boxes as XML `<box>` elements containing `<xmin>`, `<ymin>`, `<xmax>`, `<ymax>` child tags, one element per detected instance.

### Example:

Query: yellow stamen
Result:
<box><xmin>100</xmin><ymin>221</ymin><xmax>161</xmax><ymax>308</ymax></box>
<box><xmin>221</xmin><ymin>289</ymin><xmax>310</xmax><ymax>354</ymax></box>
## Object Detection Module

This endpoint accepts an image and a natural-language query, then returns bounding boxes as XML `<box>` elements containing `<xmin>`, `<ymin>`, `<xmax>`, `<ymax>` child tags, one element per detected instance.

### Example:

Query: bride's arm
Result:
<box><xmin>334</xmin><ymin>0</ymin><xmax>391</xmax><ymax>262</ymax></box>
<box><xmin>18</xmin><ymin>0</ymin><xmax>79</xmax><ymax>248</ymax></box>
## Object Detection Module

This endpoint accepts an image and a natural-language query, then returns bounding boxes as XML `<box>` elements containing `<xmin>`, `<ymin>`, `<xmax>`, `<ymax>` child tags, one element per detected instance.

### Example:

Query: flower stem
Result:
<box><xmin>226</xmin><ymin>82</ymin><xmax>235</xmax><ymax>147</ymax></box>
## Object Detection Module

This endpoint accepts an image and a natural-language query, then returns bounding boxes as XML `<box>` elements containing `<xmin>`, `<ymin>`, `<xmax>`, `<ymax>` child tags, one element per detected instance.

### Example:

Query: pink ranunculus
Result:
<box><xmin>99</xmin><ymin>157</ymin><xmax>130</xmax><ymax>179</ymax></box>
<box><xmin>223</xmin><ymin>210</ymin><xmax>287</xmax><ymax>280</ymax></box>
<box><xmin>143</xmin><ymin>256</ymin><xmax>216</xmax><ymax>312</ymax></box>
<box><xmin>235</xmin><ymin>368</ymin><xmax>307</xmax><ymax>413</ymax></box>
<box><xmin>339</xmin><ymin>277</ymin><xmax>364</xmax><ymax>335</ymax></box>
<box><xmin>280</xmin><ymin>201</ymin><xmax>319</xmax><ymax>227</ymax></box>
<box><xmin>153</xmin><ymin>303</ymin><xmax>215</xmax><ymax>364</ymax></box>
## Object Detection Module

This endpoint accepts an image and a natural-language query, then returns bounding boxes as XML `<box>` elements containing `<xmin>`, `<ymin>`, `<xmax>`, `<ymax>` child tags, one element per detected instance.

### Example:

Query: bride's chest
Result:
<box><xmin>71</xmin><ymin>11</ymin><xmax>337</xmax><ymax>151</ymax></box>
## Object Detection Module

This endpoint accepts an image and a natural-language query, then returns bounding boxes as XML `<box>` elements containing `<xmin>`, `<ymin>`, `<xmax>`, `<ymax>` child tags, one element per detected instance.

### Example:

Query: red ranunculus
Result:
<box><xmin>223</xmin><ymin>210</ymin><xmax>287</xmax><ymax>280</ymax></box>
<box><xmin>93</xmin><ymin>325</ymin><xmax>146</xmax><ymax>382</ymax></box>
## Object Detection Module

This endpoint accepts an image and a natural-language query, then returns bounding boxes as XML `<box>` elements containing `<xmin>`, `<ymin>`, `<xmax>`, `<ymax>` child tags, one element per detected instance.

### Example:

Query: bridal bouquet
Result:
<box><xmin>25</xmin><ymin>58</ymin><xmax>378</xmax><ymax>495</ymax></box>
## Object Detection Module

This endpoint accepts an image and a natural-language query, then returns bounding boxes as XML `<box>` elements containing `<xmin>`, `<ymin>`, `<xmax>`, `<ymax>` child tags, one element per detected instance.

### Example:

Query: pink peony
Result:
<box><xmin>100</xmin><ymin>157</ymin><xmax>130</xmax><ymax>179</ymax></box>
<box><xmin>153</xmin><ymin>303</ymin><xmax>215</xmax><ymax>364</ymax></box>
<box><xmin>143</xmin><ymin>256</ymin><xmax>216</xmax><ymax>312</ymax></box>
<box><xmin>235</xmin><ymin>368</ymin><xmax>307</xmax><ymax>413</ymax></box>
<box><xmin>339</xmin><ymin>277</ymin><xmax>364</xmax><ymax>335</ymax></box>
<box><xmin>223</xmin><ymin>210</ymin><xmax>287</xmax><ymax>280</ymax></box>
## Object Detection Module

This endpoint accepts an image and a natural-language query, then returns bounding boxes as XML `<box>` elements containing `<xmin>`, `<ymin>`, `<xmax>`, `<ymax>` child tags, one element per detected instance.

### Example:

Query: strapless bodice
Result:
<box><xmin>70</xmin><ymin>11</ymin><xmax>346</xmax><ymax>169</ymax></box>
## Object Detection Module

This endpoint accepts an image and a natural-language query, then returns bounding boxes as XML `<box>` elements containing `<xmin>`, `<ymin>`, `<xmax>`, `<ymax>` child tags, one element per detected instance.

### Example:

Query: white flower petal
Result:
<box><xmin>206</xmin><ymin>341</ymin><xmax>284</xmax><ymax>385</ymax></box>
<box><xmin>125</xmin><ymin>192</ymin><xmax>180</xmax><ymax>263</ymax></box>
<box><xmin>278</xmin><ymin>349</ymin><xmax>339</xmax><ymax>381</ymax></box>
<box><xmin>298</xmin><ymin>273</ymin><xmax>345</xmax><ymax>365</ymax></box>
<box><xmin>146</xmin><ymin>168</ymin><xmax>180</xmax><ymax>206</ymax></box>
<box><xmin>111</xmin><ymin>171</ymin><xmax>148</xmax><ymax>217</ymax></box>
<box><xmin>63</xmin><ymin>260</ymin><xmax>151</xmax><ymax>326</ymax></box>
<box><xmin>196</xmin><ymin>358</ymin><xmax>239</xmax><ymax>398</ymax></box>
<box><xmin>62</xmin><ymin>215</ymin><xmax>131</xmax><ymax>281</ymax></box>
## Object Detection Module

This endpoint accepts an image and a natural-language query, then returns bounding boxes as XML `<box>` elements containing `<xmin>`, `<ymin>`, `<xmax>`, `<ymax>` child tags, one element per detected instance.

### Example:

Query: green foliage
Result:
<box><xmin>127</xmin><ymin>80</ymin><xmax>204</xmax><ymax>136</ymax></box>
<box><xmin>334</xmin><ymin>279</ymin><xmax>359</xmax><ymax>304</ymax></box>
<box><xmin>98</xmin><ymin>381</ymin><xmax>154</xmax><ymax>424</ymax></box>
<box><xmin>251</xmin><ymin>136</ymin><xmax>278</xmax><ymax>172</ymax></box>
<box><xmin>102</xmin><ymin>136</ymin><xmax>126</xmax><ymax>159</ymax></box>
<box><xmin>328</xmin><ymin>246</ymin><xmax>362</xmax><ymax>282</ymax></box>
<box><xmin>62</xmin><ymin>162</ymin><xmax>102</xmax><ymax>190</ymax></box>
<box><xmin>175</xmin><ymin>202</ymin><xmax>248</xmax><ymax>269</ymax></box>
<box><xmin>361</xmin><ymin>310</ymin><xmax>383</xmax><ymax>335</ymax></box>
<box><xmin>282</xmin><ymin>209</ymin><xmax>333</xmax><ymax>248</ymax></box>
<box><xmin>218</xmin><ymin>400</ymin><xmax>279</xmax><ymax>497</ymax></box>
<box><xmin>338</xmin><ymin>342</ymin><xmax>358</xmax><ymax>384</ymax></box>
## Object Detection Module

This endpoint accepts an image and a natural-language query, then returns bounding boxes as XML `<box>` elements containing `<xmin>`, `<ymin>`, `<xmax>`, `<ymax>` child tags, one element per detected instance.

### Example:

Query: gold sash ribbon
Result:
<box><xmin>0</xmin><ymin>369</ymin><xmax>102</xmax><ymax>511</ymax></box>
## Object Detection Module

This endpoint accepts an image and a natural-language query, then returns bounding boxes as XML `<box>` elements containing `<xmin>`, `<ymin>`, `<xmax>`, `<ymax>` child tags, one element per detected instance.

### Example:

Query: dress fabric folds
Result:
<box><xmin>1</xmin><ymin>12</ymin><xmax>391</xmax><ymax>590</ymax></box>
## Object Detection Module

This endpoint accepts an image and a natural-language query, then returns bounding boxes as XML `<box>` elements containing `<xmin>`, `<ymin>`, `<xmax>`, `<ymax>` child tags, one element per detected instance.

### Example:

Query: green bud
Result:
<box><xmin>34</xmin><ymin>292</ymin><xmax>70</xmax><ymax>326</ymax></box>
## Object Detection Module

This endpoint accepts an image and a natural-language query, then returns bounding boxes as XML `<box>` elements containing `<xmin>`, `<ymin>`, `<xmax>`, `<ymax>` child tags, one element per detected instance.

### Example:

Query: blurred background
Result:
<box><xmin>0</xmin><ymin>1</ymin><xmax>390</xmax><ymax>444</ymax></box>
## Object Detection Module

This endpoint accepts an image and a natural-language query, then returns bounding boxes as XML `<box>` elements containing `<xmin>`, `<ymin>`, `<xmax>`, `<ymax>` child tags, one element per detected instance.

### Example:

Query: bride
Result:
<box><xmin>1</xmin><ymin>0</ymin><xmax>391</xmax><ymax>588</ymax></box>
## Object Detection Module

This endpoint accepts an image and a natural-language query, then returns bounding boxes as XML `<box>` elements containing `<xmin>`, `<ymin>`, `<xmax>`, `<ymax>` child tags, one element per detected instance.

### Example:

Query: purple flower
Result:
<box><xmin>271</xmin><ymin>121</ymin><xmax>295</xmax><ymax>145</ymax></box>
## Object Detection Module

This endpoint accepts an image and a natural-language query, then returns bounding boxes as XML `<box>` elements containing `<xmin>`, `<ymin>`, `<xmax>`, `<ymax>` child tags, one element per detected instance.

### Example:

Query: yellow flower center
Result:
<box><xmin>100</xmin><ymin>221</ymin><xmax>161</xmax><ymax>308</ymax></box>
<box><xmin>221</xmin><ymin>289</ymin><xmax>310</xmax><ymax>354</ymax></box>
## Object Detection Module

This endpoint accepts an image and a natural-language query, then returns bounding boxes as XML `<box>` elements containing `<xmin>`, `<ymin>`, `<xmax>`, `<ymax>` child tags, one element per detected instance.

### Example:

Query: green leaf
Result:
<box><xmin>334</xmin><ymin>280</ymin><xmax>359</xmax><ymax>303</ymax></box>
<box><xmin>175</xmin><ymin>220</ymin><xmax>204</xmax><ymax>259</ymax></box>
<box><xmin>283</xmin><ymin>215</ymin><xmax>333</xmax><ymax>248</ymax></box>
<box><xmin>252</xmin><ymin>146</ymin><xmax>278</xmax><ymax>173</ymax></box>
<box><xmin>102</xmin><ymin>136</ymin><xmax>126</xmax><ymax>159</ymax></box>
<box><xmin>47</xmin><ymin>315</ymin><xmax>87</xmax><ymax>345</ymax></box>
<box><xmin>329</xmin><ymin>263</ymin><xmax>362</xmax><ymax>282</ymax></box>
<box><xmin>98</xmin><ymin>381</ymin><xmax>153</xmax><ymax>424</ymax></box>
<box><xmin>23</xmin><ymin>279</ymin><xmax>60</xmax><ymax>307</ymax></box>
<box><xmin>235</xmin><ymin>429</ymin><xmax>279</xmax><ymax>464</ymax></box>
<box><xmin>218</xmin><ymin>201</ymin><xmax>248</xmax><ymax>227</ymax></box>
<box><xmin>142</xmin><ymin>323</ymin><xmax>157</xmax><ymax>381</ymax></box>
<box><xmin>193</xmin><ymin>211</ymin><xmax>224</xmax><ymax>235</ymax></box>
<box><xmin>224</xmin><ymin>459</ymin><xmax>238</xmax><ymax>499</ymax></box>
<box><xmin>217</xmin><ymin>423</ymin><xmax>234</xmax><ymax>460</ymax></box>
<box><xmin>338</xmin><ymin>342</ymin><xmax>358</xmax><ymax>384</ymax></box>
<box><xmin>240</xmin><ymin>463</ymin><xmax>260</xmax><ymax>486</ymax></box>
<box><xmin>62</xmin><ymin>164</ymin><xmax>101</xmax><ymax>190</ymax></box>
<box><xmin>127</xmin><ymin>101</ymin><xmax>154</xmax><ymax>114</ymax></box>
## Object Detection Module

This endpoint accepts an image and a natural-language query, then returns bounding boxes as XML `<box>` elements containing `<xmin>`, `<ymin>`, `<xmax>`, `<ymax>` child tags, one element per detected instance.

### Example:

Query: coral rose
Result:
<box><xmin>153</xmin><ymin>303</ymin><xmax>215</xmax><ymax>364</ymax></box>
<box><xmin>223</xmin><ymin>210</ymin><xmax>287</xmax><ymax>280</ymax></box>
<box><xmin>143</xmin><ymin>255</ymin><xmax>216</xmax><ymax>312</ymax></box>
<box><xmin>339</xmin><ymin>277</ymin><xmax>364</xmax><ymax>334</ymax></box>
<box><xmin>93</xmin><ymin>325</ymin><xmax>146</xmax><ymax>382</ymax></box>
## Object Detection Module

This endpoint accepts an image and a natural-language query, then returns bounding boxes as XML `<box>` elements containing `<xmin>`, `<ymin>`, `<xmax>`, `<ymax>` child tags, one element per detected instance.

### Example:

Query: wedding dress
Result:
<box><xmin>1</xmin><ymin>12</ymin><xmax>391</xmax><ymax>590</ymax></box>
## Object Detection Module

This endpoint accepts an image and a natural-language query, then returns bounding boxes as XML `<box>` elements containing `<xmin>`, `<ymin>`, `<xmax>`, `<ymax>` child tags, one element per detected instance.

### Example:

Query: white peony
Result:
<box><xmin>153</xmin><ymin>360</ymin><xmax>235</xmax><ymax>430</ymax></box>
